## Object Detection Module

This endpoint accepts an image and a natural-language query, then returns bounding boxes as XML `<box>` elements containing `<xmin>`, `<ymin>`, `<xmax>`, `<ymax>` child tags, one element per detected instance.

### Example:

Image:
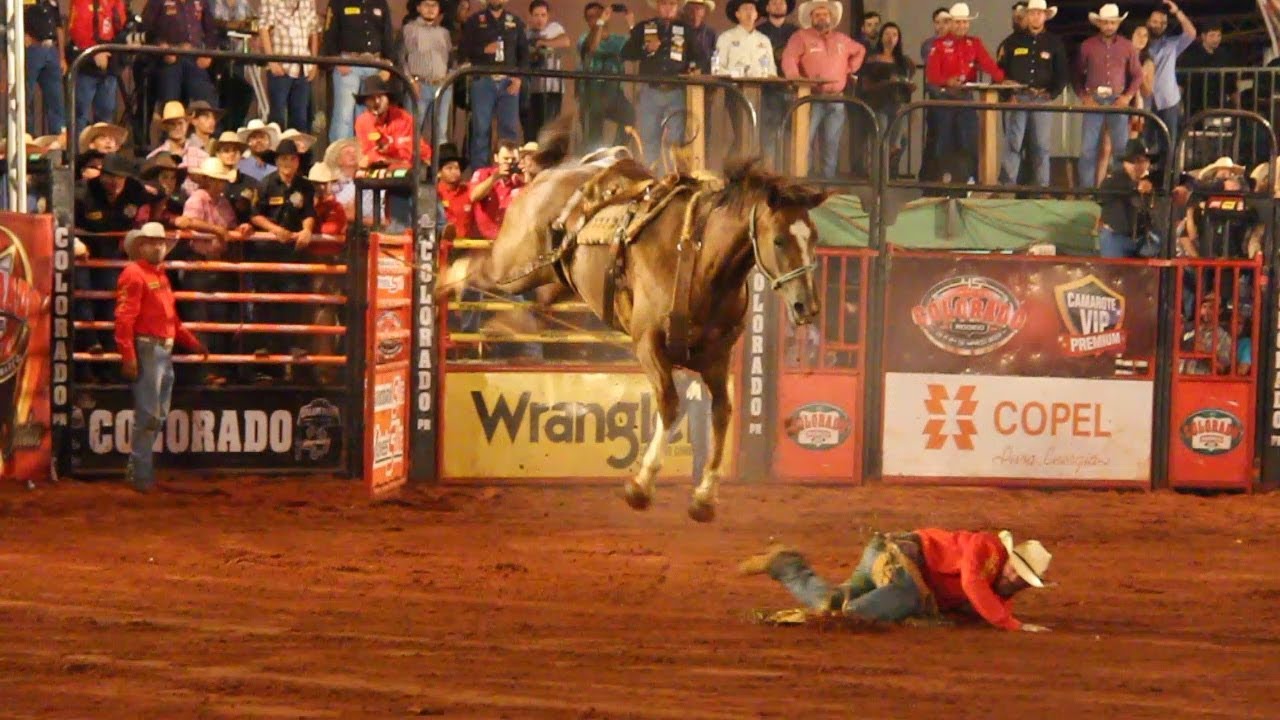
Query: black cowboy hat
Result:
<box><xmin>355</xmin><ymin>75</ymin><xmax>394</xmax><ymax>103</ymax></box>
<box><xmin>1118</xmin><ymin>139</ymin><xmax>1155</xmax><ymax>163</ymax></box>
<box><xmin>100</xmin><ymin>153</ymin><xmax>139</xmax><ymax>179</ymax></box>
<box><xmin>140</xmin><ymin>152</ymin><xmax>189</xmax><ymax>184</ymax></box>
<box><xmin>726</xmin><ymin>0</ymin><xmax>766</xmax><ymax>21</ymax></box>
<box><xmin>436</xmin><ymin>142</ymin><xmax>465</xmax><ymax>168</ymax></box>
<box><xmin>274</xmin><ymin>138</ymin><xmax>302</xmax><ymax>158</ymax></box>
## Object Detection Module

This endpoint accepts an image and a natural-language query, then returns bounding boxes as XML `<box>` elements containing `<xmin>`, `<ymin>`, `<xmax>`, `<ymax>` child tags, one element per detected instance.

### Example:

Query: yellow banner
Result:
<box><xmin>444</xmin><ymin>371</ymin><xmax>734</xmax><ymax>479</ymax></box>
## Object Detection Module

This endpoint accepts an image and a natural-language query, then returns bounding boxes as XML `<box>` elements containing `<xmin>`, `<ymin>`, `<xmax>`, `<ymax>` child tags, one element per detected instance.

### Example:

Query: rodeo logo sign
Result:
<box><xmin>1180</xmin><ymin>409</ymin><xmax>1244</xmax><ymax>456</ymax></box>
<box><xmin>1054</xmin><ymin>275</ymin><xmax>1127</xmax><ymax>356</ymax></box>
<box><xmin>911</xmin><ymin>276</ymin><xmax>1026</xmax><ymax>356</ymax></box>
<box><xmin>784</xmin><ymin>402</ymin><xmax>851</xmax><ymax>450</ymax></box>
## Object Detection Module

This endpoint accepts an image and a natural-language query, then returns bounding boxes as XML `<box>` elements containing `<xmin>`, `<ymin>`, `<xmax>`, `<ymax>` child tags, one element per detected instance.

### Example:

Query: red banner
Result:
<box><xmin>364</xmin><ymin>232</ymin><xmax>412</xmax><ymax>497</ymax></box>
<box><xmin>0</xmin><ymin>212</ymin><xmax>53</xmax><ymax>485</ymax></box>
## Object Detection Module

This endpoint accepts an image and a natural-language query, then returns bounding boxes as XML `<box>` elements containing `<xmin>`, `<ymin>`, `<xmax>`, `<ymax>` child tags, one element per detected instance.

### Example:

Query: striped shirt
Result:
<box><xmin>399</xmin><ymin>17</ymin><xmax>452</xmax><ymax>82</ymax></box>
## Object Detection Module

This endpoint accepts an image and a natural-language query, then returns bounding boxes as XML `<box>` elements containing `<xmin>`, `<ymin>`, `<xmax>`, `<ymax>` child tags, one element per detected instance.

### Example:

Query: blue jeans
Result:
<box><xmin>26</xmin><ymin>44</ymin><xmax>66</xmax><ymax>133</ymax></box>
<box><xmin>931</xmin><ymin>105</ymin><xmax>979</xmax><ymax>181</ymax></box>
<box><xmin>128</xmin><ymin>338</ymin><xmax>175</xmax><ymax>489</ymax></box>
<box><xmin>267</xmin><ymin>72</ymin><xmax>311</xmax><ymax>132</ymax></box>
<box><xmin>636</xmin><ymin>85</ymin><xmax>686</xmax><ymax>168</ymax></box>
<box><xmin>1001</xmin><ymin>96</ymin><xmax>1053</xmax><ymax>186</ymax></box>
<box><xmin>75</xmin><ymin>72</ymin><xmax>119</xmax><ymax>132</ymax></box>
<box><xmin>469</xmin><ymin>76</ymin><xmax>521</xmax><ymax>167</ymax></box>
<box><xmin>330</xmin><ymin>65</ymin><xmax>379</xmax><ymax>141</ymax></box>
<box><xmin>415</xmin><ymin>81</ymin><xmax>452</xmax><ymax>143</ymax></box>
<box><xmin>1100</xmin><ymin>226</ymin><xmax>1139</xmax><ymax>258</ymax></box>
<box><xmin>154</xmin><ymin>57</ymin><xmax>217</xmax><ymax>108</ymax></box>
<box><xmin>1078</xmin><ymin>96</ymin><xmax>1130</xmax><ymax>188</ymax></box>
<box><xmin>808</xmin><ymin>101</ymin><xmax>847</xmax><ymax>179</ymax></box>
<box><xmin>772</xmin><ymin>541</ymin><xmax>924</xmax><ymax>622</ymax></box>
<box><xmin>1146</xmin><ymin>104</ymin><xmax>1179</xmax><ymax>162</ymax></box>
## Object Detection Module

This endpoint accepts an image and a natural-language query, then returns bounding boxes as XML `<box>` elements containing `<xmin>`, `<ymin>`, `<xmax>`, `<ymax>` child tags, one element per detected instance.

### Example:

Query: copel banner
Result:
<box><xmin>0</xmin><ymin>213</ymin><xmax>52</xmax><ymax>485</ymax></box>
<box><xmin>882</xmin><ymin>373</ymin><xmax>1153</xmax><ymax>483</ymax></box>
<box><xmin>444</xmin><ymin>371</ymin><xmax>728</xmax><ymax>479</ymax></box>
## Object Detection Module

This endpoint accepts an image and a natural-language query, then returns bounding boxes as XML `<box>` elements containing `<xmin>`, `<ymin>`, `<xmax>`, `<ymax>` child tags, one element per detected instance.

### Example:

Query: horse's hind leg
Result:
<box><xmin>625</xmin><ymin>331</ymin><xmax>679</xmax><ymax>511</ymax></box>
<box><xmin>689</xmin><ymin>354</ymin><xmax>732</xmax><ymax>523</ymax></box>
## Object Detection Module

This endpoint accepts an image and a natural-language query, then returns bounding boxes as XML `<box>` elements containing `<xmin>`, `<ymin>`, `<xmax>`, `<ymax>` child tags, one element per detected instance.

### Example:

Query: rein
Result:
<box><xmin>748</xmin><ymin>207</ymin><xmax>818</xmax><ymax>290</ymax></box>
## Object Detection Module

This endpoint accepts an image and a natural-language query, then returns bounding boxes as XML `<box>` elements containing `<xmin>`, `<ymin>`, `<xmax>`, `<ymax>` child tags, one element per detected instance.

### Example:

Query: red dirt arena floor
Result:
<box><xmin>1</xmin><ymin>478</ymin><xmax>1279</xmax><ymax>719</ymax></box>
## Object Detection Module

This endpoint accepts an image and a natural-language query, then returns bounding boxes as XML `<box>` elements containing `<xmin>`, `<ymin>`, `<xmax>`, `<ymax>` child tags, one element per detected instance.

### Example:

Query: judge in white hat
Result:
<box><xmin>740</xmin><ymin>527</ymin><xmax>1054</xmax><ymax>632</ymax></box>
<box><xmin>1077</xmin><ymin>4</ymin><xmax>1142</xmax><ymax>189</ymax></box>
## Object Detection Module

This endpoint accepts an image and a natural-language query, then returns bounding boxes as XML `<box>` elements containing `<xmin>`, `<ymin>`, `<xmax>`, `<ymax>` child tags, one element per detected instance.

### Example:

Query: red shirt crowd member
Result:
<box><xmin>353</xmin><ymin>75</ymin><xmax>431</xmax><ymax>168</ymax></box>
<box><xmin>925</xmin><ymin>2</ymin><xmax>1006</xmax><ymax>89</ymax></box>
<box><xmin>740</xmin><ymin>527</ymin><xmax>1053</xmax><ymax>632</ymax></box>
<box><xmin>435</xmin><ymin>143</ymin><xmax>473</xmax><ymax>238</ymax></box>
<box><xmin>306</xmin><ymin>162</ymin><xmax>349</xmax><ymax>254</ymax></box>
<box><xmin>115</xmin><ymin>223</ymin><xmax>207</xmax><ymax>492</ymax></box>
<box><xmin>469</xmin><ymin>139</ymin><xmax>524</xmax><ymax>240</ymax></box>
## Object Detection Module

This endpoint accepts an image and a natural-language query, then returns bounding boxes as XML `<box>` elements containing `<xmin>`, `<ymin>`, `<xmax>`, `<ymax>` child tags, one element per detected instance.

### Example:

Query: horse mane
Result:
<box><xmin>531</xmin><ymin>113</ymin><xmax>576</xmax><ymax>170</ymax></box>
<box><xmin>715</xmin><ymin>157</ymin><xmax>830</xmax><ymax>213</ymax></box>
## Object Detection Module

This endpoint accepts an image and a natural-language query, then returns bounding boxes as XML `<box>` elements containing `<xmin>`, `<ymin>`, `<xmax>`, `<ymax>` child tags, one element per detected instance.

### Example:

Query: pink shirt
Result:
<box><xmin>182</xmin><ymin>188</ymin><xmax>235</xmax><ymax>258</ymax></box>
<box><xmin>781</xmin><ymin>28</ymin><xmax>865</xmax><ymax>94</ymax></box>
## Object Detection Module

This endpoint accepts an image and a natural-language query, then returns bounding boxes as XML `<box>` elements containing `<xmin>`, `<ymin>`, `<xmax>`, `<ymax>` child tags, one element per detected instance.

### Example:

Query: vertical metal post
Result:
<box><xmin>6</xmin><ymin>0</ymin><xmax>27</xmax><ymax>211</ymax></box>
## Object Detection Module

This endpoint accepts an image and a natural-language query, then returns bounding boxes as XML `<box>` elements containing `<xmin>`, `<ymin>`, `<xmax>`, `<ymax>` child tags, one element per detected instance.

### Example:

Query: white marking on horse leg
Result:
<box><xmin>692</xmin><ymin>470</ymin><xmax>720</xmax><ymax>506</ymax></box>
<box><xmin>636</xmin><ymin>413</ymin><xmax>667</xmax><ymax>494</ymax></box>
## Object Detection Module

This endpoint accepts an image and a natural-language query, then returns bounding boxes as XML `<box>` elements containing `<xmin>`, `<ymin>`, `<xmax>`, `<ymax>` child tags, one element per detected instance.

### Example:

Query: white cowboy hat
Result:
<box><xmin>797</xmin><ymin>0</ymin><xmax>842</xmax><ymax>28</ymax></box>
<box><xmin>306</xmin><ymin>162</ymin><xmax>338</xmax><ymax>184</ymax></box>
<box><xmin>323</xmin><ymin>137</ymin><xmax>362</xmax><ymax>169</ymax></box>
<box><xmin>1196</xmin><ymin>156</ymin><xmax>1246</xmax><ymax>181</ymax></box>
<box><xmin>1250</xmin><ymin>158</ymin><xmax>1277</xmax><ymax>184</ymax></box>
<box><xmin>681</xmin><ymin>0</ymin><xmax>716</xmax><ymax>9</ymax></box>
<box><xmin>1088</xmin><ymin>3</ymin><xmax>1127</xmax><ymax>23</ymax></box>
<box><xmin>123</xmin><ymin>222</ymin><xmax>169</xmax><ymax>259</ymax></box>
<box><xmin>24</xmin><ymin>133</ymin><xmax>64</xmax><ymax>153</ymax></box>
<box><xmin>189</xmin><ymin>156</ymin><xmax>236</xmax><ymax>183</ymax></box>
<box><xmin>236</xmin><ymin>119</ymin><xmax>282</xmax><ymax>149</ymax></box>
<box><xmin>999</xmin><ymin>531</ymin><xmax>1051</xmax><ymax>589</ymax></box>
<box><xmin>279</xmin><ymin>128</ymin><xmax>318</xmax><ymax>153</ymax></box>
<box><xmin>948</xmin><ymin>2</ymin><xmax>977</xmax><ymax>20</ymax></box>
<box><xmin>1026</xmin><ymin>0</ymin><xmax>1057</xmax><ymax>19</ymax></box>
<box><xmin>520</xmin><ymin>141</ymin><xmax>540</xmax><ymax>154</ymax></box>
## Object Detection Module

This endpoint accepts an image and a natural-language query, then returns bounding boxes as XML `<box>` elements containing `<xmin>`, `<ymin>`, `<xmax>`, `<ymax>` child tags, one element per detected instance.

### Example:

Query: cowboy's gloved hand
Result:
<box><xmin>1020</xmin><ymin>623</ymin><xmax>1051</xmax><ymax>633</ymax></box>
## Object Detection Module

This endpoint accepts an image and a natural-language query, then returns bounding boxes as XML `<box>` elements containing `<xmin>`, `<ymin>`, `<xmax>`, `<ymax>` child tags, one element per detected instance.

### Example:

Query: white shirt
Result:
<box><xmin>712</xmin><ymin>26</ymin><xmax>777</xmax><ymax>78</ymax></box>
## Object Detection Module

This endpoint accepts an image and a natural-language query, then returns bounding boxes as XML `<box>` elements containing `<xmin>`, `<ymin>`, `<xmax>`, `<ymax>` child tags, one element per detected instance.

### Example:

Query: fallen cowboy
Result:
<box><xmin>740</xmin><ymin>528</ymin><xmax>1053</xmax><ymax>631</ymax></box>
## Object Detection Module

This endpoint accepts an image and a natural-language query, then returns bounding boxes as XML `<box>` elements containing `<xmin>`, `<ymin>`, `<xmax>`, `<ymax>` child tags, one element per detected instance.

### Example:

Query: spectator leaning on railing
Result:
<box><xmin>859</xmin><ymin>22</ymin><xmax>914</xmax><ymax>166</ymax></box>
<box><xmin>782</xmin><ymin>0</ymin><xmax>864</xmax><ymax>180</ymax></box>
<box><xmin>1074</xmin><ymin>3</ymin><xmax>1142</xmax><ymax>189</ymax></box>
<box><xmin>579</xmin><ymin>2</ymin><xmax>635</xmax><ymax>152</ymax></box>
<box><xmin>715</xmin><ymin>0</ymin><xmax>776</xmax><ymax>152</ymax></box>
<box><xmin>1097</xmin><ymin>139</ymin><xmax>1157</xmax><ymax>258</ymax></box>
<box><xmin>323</xmin><ymin>0</ymin><xmax>396</xmax><ymax>143</ymax></box>
<box><xmin>67</xmin><ymin>0</ymin><xmax>128</xmax><ymax>134</ymax></box>
<box><xmin>460</xmin><ymin>0</ymin><xmax>530</xmax><ymax>173</ymax></box>
<box><xmin>622</xmin><ymin>0</ymin><xmax>706</xmax><ymax>167</ymax></box>
<box><xmin>996</xmin><ymin>0</ymin><xmax>1067</xmax><ymax>188</ymax></box>
<box><xmin>259</xmin><ymin>0</ymin><xmax>321</xmax><ymax>133</ymax></box>
<box><xmin>925</xmin><ymin>2</ymin><xmax>1005</xmax><ymax>184</ymax></box>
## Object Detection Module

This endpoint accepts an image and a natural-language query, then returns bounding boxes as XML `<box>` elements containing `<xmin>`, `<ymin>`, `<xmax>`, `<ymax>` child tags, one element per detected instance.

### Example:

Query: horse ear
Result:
<box><xmin>799</xmin><ymin>187</ymin><xmax>835</xmax><ymax>210</ymax></box>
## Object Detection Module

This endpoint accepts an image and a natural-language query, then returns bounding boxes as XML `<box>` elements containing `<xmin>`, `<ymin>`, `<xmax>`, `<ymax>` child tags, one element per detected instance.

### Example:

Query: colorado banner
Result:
<box><xmin>0</xmin><ymin>212</ymin><xmax>52</xmax><ymax>485</ymax></box>
<box><xmin>882</xmin><ymin>372</ymin><xmax>1153</xmax><ymax>484</ymax></box>
<box><xmin>443</xmin><ymin>371</ymin><xmax>726</xmax><ymax>479</ymax></box>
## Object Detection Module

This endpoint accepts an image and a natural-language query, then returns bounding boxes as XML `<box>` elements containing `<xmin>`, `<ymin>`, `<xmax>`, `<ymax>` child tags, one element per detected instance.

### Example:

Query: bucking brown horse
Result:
<box><xmin>440</xmin><ymin>133</ymin><xmax>827</xmax><ymax>522</ymax></box>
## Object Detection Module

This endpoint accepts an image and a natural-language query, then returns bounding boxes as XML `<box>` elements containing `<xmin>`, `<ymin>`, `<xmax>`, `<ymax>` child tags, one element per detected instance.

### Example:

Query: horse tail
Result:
<box><xmin>435</xmin><ymin>250</ymin><xmax>478</xmax><ymax>305</ymax></box>
<box><xmin>532</xmin><ymin>112</ymin><xmax>575</xmax><ymax>169</ymax></box>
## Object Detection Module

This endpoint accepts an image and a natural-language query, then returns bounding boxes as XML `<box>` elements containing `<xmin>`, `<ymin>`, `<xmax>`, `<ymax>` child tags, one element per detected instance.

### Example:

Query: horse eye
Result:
<box><xmin>774</xmin><ymin>236</ymin><xmax>786</xmax><ymax>247</ymax></box>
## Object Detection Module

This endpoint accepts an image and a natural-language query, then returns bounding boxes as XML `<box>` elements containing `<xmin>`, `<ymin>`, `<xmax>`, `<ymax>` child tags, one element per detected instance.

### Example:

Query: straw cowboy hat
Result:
<box><xmin>78</xmin><ymin>122</ymin><xmax>129</xmax><ymax>150</ymax></box>
<box><xmin>306</xmin><ymin>162</ymin><xmax>338</xmax><ymax>184</ymax></box>
<box><xmin>158</xmin><ymin>100</ymin><xmax>187</xmax><ymax>124</ymax></box>
<box><xmin>24</xmin><ymin>133</ymin><xmax>64</xmax><ymax>153</ymax></box>
<box><xmin>1088</xmin><ymin>3</ymin><xmax>1127</xmax><ymax>23</ymax></box>
<box><xmin>682</xmin><ymin>0</ymin><xmax>716</xmax><ymax>10</ymax></box>
<box><xmin>140</xmin><ymin>153</ymin><xmax>189</xmax><ymax>184</ymax></box>
<box><xmin>947</xmin><ymin>2</ymin><xmax>977</xmax><ymax>20</ymax></box>
<box><xmin>519</xmin><ymin>141</ymin><xmax>539</xmax><ymax>154</ymax></box>
<box><xmin>797</xmin><ymin>0</ymin><xmax>841</xmax><ymax>27</ymax></box>
<box><xmin>190</xmin><ymin>156</ymin><xmax>236</xmax><ymax>183</ymax></box>
<box><xmin>999</xmin><ymin>531</ymin><xmax>1052</xmax><ymax>589</ymax></box>
<box><xmin>279</xmin><ymin>128</ymin><xmax>318</xmax><ymax>153</ymax></box>
<box><xmin>123</xmin><ymin>222</ymin><xmax>168</xmax><ymax>259</ymax></box>
<box><xmin>210</xmin><ymin>130</ymin><xmax>248</xmax><ymax>155</ymax></box>
<box><xmin>1025</xmin><ymin>0</ymin><xmax>1057</xmax><ymax>19</ymax></box>
<box><xmin>323</xmin><ymin>137</ymin><xmax>362</xmax><ymax>168</ymax></box>
<box><xmin>1196</xmin><ymin>156</ymin><xmax>1246</xmax><ymax>181</ymax></box>
<box><xmin>237</xmin><ymin>119</ymin><xmax>282</xmax><ymax>148</ymax></box>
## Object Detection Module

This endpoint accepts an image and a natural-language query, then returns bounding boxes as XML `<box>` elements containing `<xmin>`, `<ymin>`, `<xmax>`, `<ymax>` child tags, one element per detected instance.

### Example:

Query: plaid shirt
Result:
<box><xmin>260</xmin><ymin>0</ymin><xmax>319</xmax><ymax>77</ymax></box>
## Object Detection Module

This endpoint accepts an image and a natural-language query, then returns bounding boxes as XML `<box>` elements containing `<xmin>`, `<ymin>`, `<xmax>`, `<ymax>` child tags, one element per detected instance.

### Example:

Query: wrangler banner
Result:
<box><xmin>885</xmin><ymin>253</ymin><xmax>1159</xmax><ymax>379</ymax></box>
<box><xmin>0</xmin><ymin>213</ymin><xmax>53</xmax><ymax>486</ymax></box>
<box><xmin>443</xmin><ymin>371</ymin><xmax>728</xmax><ymax>480</ymax></box>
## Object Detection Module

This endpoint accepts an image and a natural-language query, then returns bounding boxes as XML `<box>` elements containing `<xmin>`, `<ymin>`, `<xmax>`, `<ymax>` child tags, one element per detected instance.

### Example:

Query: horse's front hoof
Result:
<box><xmin>623</xmin><ymin>480</ymin><xmax>653</xmax><ymax>511</ymax></box>
<box><xmin>687</xmin><ymin>497</ymin><xmax>716</xmax><ymax>523</ymax></box>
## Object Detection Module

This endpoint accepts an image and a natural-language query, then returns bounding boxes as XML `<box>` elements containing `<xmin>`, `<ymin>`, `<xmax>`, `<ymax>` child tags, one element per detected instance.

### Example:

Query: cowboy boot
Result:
<box><xmin>738</xmin><ymin>542</ymin><xmax>799</xmax><ymax>577</ymax></box>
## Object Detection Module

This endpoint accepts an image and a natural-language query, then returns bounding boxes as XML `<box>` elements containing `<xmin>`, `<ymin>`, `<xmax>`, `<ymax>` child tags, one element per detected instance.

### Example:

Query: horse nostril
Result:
<box><xmin>793</xmin><ymin>302</ymin><xmax>807</xmax><ymax>317</ymax></box>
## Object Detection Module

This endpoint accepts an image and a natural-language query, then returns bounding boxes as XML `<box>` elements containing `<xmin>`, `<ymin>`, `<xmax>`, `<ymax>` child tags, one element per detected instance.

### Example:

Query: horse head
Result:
<box><xmin>724</xmin><ymin>160</ymin><xmax>831</xmax><ymax>326</ymax></box>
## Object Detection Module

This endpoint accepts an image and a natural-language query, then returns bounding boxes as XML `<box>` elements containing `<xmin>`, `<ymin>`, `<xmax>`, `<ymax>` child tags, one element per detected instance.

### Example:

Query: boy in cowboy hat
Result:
<box><xmin>79</xmin><ymin>123</ymin><xmax>129</xmax><ymax>156</ymax></box>
<box><xmin>115</xmin><ymin>222</ymin><xmax>208</xmax><ymax>492</ymax></box>
<box><xmin>209</xmin><ymin>132</ymin><xmax>260</xmax><ymax>226</ymax></box>
<box><xmin>1075</xmin><ymin>4</ymin><xmax>1144</xmax><ymax>188</ymax></box>
<box><xmin>742</xmin><ymin>528</ymin><xmax>1053</xmax><ymax>632</ymax></box>
<box><xmin>303</xmin><ymin>162</ymin><xmax>348</xmax><ymax>385</ymax></box>
<box><xmin>435</xmin><ymin>142</ymin><xmax>473</xmax><ymax>238</ymax></box>
<box><xmin>782</xmin><ymin>0</ymin><xmax>865</xmax><ymax>178</ymax></box>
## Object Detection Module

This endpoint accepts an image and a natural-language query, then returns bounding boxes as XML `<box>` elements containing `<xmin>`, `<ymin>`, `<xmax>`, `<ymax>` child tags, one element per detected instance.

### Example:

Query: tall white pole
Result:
<box><xmin>6</xmin><ymin>0</ymin><xmax>28</xmax><ymax>213</ymax></box>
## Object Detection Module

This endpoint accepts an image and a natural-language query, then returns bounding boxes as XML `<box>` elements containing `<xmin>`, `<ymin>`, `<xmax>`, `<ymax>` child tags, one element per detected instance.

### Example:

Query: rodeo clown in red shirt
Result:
<box><xmin>115</xmin><ymin>222</ymin><xmax>208</xmax><ymax>493</ymax></box>
<box><xmin>741</xmin><ymin>527</ymin><xmax>1053</xmax><ymax>632</ymax></box>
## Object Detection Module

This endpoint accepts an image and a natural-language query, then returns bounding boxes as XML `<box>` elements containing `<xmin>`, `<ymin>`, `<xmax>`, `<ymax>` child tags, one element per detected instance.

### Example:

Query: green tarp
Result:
<box><xmin>812</xmin><ymin>195</ymin><xmax>1102</xmax><ymax>255</ymax></box>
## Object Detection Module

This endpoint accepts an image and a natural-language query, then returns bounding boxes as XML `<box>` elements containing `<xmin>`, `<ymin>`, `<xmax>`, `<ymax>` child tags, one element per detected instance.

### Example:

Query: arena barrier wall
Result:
<box><xmin>0</xmin><ymin>212</ymin><xmax>53</xmax><ymax>487</ymax></box>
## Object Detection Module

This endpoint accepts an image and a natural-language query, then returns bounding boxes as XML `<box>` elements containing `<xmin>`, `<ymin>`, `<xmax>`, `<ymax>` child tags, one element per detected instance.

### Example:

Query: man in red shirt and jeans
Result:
<box><xmin>115</xmin><ymin>222</ymin><xmax>208</xmax><ymax>492</ymax></box>
<box><xmin>925</xmin><ymin>2</ymin><xmax>1008</xmax><ymax>182</ymax></box>
<box><xmin>741</xmin><ymin>527</ymin><xmax>1053</xmax><ymax>632</ymax></box>
<box><xmin>469</xmin><ymin>139</ymin><xmax>523</xmax><ymax>240</ymax></box>
<box><xmin>435</xmin><ymin>143</ymin><xmax>473</xmax><ymax>238</ymax></box>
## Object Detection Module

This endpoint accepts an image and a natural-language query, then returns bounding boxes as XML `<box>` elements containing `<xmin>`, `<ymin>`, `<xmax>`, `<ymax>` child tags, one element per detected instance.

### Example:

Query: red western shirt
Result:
<box><xmin>437</xmin><ymin>180</ymin><xmax>474</xmax><ymax>238</ymax></box>
<box><xmin>925</xmin><ymin>34</ymin><xmax>1005</xmax><ymax>88</ymax></box>
<box><xmin>354</xmin><ymin>106</ymin><xmax>432</xmax><ymax>167</ymax></box>
<box><xmin>68</xmin><ymin>0</ymin><xmax>128</xmax><ymax>50</ymax></box>
<box><xmin>915</xmin><ymin>528</ymin><xmax>1022</xmax><ymax>631</ymax></box>
<box><xmin>311</xmin><ymin>197</ymin><xmax>348</xmax><ymax>255</ymax></box>
<box><xmin>114</xmin><ymin>260</ymin><xmax>201</xmax><ymax>364</ymax></box>
<box><xmin>468</xmin><ymin>167</ymin><xmax>523</xmax><ymax>240</ymax></box>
